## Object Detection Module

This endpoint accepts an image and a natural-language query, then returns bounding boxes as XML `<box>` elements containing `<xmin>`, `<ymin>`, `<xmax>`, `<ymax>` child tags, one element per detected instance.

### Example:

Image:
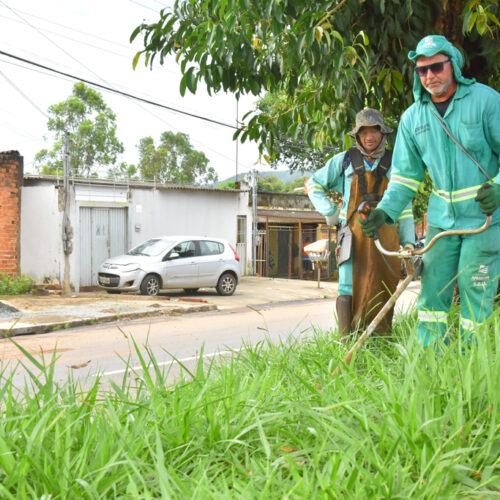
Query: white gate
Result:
<box><xmin>79</xmin><ymin>207</ymin><xmax>128</xmax><ymax>287</ymax></box>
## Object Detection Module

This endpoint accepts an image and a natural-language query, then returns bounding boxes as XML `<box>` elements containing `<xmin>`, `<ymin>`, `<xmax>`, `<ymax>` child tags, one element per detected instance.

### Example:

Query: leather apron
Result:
<box><xmin>346</xmin><ymin>172</ymin><xmax>401</xmax><ymax>334</ymax></box>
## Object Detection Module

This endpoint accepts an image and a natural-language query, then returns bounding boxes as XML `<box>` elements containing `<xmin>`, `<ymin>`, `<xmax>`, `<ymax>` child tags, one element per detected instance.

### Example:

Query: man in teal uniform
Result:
<box><xmin>307</xmin><ymin>109</ymin><xmax>415</xmax><ymax>338</ymax></box>
<box><xmin>360</xmin><ymin>35</ymin><xmax>500</xmax><ymax>346</ymax></box>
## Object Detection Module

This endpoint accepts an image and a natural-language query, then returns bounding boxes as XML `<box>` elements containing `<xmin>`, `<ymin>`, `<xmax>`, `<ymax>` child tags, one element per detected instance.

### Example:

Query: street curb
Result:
<box><xmin>0</xmin><ymin>304</ymin><xmax>217</xmax><ymax>338</ymax></box>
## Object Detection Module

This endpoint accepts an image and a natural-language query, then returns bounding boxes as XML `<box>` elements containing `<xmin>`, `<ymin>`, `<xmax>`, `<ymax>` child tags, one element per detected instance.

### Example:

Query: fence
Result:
<box><xmin>255</xmin><ymin>225</ymin><xmax>337</xmax><ymax>280</ymax></box>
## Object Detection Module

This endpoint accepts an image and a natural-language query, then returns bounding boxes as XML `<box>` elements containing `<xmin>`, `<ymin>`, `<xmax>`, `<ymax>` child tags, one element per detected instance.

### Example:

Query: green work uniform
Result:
<box><xmin>378</xmin><ymin>81</ymin><xmax>500</xmax><ymax>345</ymax></box>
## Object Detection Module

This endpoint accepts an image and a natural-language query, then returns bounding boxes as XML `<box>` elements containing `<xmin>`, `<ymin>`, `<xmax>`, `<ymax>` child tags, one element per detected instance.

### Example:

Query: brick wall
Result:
<box><xmin>0</xmin><ymin>151</ymin><xmax>23</xmax><ymax>276</ymax></box>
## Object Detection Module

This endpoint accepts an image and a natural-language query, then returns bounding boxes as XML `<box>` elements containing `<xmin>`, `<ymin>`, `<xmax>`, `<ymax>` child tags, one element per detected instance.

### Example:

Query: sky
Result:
<box><xmin>0</xmin><ymin>0</ymin><xmax>278</xmax><ymax>182</ymax></box>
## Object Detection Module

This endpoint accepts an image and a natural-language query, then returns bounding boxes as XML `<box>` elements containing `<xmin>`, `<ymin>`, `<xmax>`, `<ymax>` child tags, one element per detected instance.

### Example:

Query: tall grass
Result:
<box><xmin>0</xmin><ymin>309</ymin><xmax>499</xmax><ymax>498</ymax></box>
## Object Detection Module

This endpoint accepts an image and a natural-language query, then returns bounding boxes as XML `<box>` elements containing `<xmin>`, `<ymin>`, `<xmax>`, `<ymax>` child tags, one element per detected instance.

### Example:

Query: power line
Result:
<box><xmin>0</xmin><ymin>49</ymin><xmax>238</xmax><ymax>130</ymax></box>
<box><xmin>127</xmin><ymin>0</ymin><xmax>161</xmax><ymax>12</ymax></box>
<box><xmin>0</xmin><ymin>7</ymin><xmax>138</xmax><ymax>51</ymax></box>
<box><xmin>0</xmin><ymin>55</ymin><xmax>255</xmax><ymax>172</ymax></box>
<box><xmin>0</xmin><ymin>13</ymin><xmax>134</xmax><ymax>60</ymax></box>
<box><xmin>0</xmin><ymin>68</ymin><xmax>48</xmax><ymax>119</ymax></box>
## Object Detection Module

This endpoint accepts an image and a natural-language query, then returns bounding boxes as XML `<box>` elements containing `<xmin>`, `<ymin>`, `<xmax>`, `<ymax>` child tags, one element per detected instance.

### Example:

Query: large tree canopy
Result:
<box><xmin>34</xmin><ymin>82</ymin><xmax>124</xmax><ymax>177</ymax></box>
<box><xmin>131</xmin><ymin>0</ymin><xmax>499</xmax><ymax>166</ymax></box>
<box><xmin>137</xmin><ymin>130</ymin><xmax>218</xmax><ymax>185</ymax></box>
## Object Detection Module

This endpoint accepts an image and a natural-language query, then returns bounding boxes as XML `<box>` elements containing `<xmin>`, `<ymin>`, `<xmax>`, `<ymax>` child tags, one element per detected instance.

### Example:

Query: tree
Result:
<box><xmin>131</xmin><ymin>0</ymin><xmax>499</xmax><ymax>160</ymax></box>
<box><xmin>257</xmin><ymin>92</ymin><xmax>339</xmax><ymax>172</ymax></box>
<box><xmin>137</xmin><ymin>131</ymin><xmax>218</xmax><ymax>185</ymax></box>
<box><xmin>107</xmin><ymin>162</ymin><xmax>140</xmax><ymax>181</ymax></box>
<box><xmin>257</xmin><ymin>174</ymin><xmax>286</xmax><ymax>191</ymax></box>
<box><xmin>34</xmin><ymin>82</ymin><xmax>124</xmax><ymax>177</ymax></box>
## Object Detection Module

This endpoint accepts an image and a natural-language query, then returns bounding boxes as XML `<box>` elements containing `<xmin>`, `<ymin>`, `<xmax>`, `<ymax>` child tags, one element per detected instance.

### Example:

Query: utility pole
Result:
<box><xmin>252</xmin><ymin>168</ymin><xmax>258</xmax><ymax>275</ymax></box>
<box><xmin>62</xmin><ymin>131</ymin><xmax>73</xmax><ymax>292</ymax></box>
<box><xmin>234</xmin><ymin>98</ymin><xmax>239</xmax><ymax>189</ymax></box>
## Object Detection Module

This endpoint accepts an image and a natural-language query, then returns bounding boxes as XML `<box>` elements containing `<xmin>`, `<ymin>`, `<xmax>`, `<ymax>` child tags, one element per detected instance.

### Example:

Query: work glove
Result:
<box><xmin>358</xmin><ymin>208</ymin><xmax>387</xmax><ymax>238</ymax></box>
<box><xmin>475</xmin><ymin>183</ymin><xmax>500</xmax><ymax>215</ymax></box>
<box><xmin>325</xmin><ymin>212</ymin><xmax>339</xmax><ymax>226</ymax></box>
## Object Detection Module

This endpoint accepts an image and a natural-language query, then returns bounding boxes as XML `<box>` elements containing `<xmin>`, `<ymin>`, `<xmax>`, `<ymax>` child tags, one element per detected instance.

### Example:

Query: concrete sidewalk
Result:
<box><xmin>0</xmin><ymin>276</ymin><xmax>420</xmax><ymax>337</ymax></box>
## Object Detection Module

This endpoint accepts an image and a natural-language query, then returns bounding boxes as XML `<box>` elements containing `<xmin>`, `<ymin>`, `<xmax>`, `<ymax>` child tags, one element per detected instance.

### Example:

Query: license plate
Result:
<box><xmin>100</xmin><ymin>277</ymin><xmax>110</xmax><ymax>285</ymax></box>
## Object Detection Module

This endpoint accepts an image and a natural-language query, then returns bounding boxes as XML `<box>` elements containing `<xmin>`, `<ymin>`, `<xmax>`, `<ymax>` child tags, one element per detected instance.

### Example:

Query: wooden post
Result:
<box><xmin>265</xmin><ymin>216</ymin><xmax>269</xmax><ymax>277</ymax></box>
<box><xmin>298</xmin><ymin>220</ymin><xmax>303</xmax><ymax>279</ymax></box>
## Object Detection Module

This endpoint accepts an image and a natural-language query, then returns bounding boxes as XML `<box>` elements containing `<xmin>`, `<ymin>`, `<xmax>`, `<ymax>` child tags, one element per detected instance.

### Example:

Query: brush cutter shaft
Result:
<box><xmin>374</xmin><ymin>215</ymin><xmax>491</xmax><ymax>257</ymax></box>
<box><xmin>333</xmin><ymin>272</ymin><xmax>415</xmax><ymax>377</ymax></box>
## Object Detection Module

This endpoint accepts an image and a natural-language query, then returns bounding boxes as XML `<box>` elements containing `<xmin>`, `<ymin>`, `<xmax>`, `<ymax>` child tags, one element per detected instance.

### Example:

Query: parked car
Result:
<box><xmin>98</xmin><ymin>236</ymin><xmax>241</xmax><ymax>296</ymax></box>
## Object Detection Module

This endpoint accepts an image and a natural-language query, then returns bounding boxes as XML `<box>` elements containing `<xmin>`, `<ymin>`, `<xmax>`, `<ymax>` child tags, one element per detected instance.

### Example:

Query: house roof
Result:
<box><xmin>257</xmin><ymin>208</ymin><xmax>324</xmax><ymax>222</ymax></box>
<box><xmin>22</xmin><ymin>174</ymin><xmax>248</xmax><ymax>194</ymax></box>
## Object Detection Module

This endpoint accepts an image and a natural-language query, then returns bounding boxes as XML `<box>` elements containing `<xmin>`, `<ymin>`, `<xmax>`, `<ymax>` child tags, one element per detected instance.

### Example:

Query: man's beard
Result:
<box><xmin>424</xmin><ymin>79</ymin><xmax>451</xmax><ymax>97</ymax></box>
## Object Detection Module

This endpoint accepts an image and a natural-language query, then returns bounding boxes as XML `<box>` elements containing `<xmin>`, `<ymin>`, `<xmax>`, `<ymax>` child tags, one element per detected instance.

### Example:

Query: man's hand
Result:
<box><xmin>475</xmin><ymin>183</ymin><xmax>500</xmax><ymax>215</ymax></box>
<box><xmin>358</xmin><ymin>208</ymin><xmax>387</xmax><ymax>238</ymax></box>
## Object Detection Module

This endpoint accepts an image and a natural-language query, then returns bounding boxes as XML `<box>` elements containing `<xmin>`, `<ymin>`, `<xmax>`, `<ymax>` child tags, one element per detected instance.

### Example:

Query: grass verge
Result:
<box><xmin>0</xmin><ymin>309</ymin><xmax>499</xmax><ymax>498</ymax></box>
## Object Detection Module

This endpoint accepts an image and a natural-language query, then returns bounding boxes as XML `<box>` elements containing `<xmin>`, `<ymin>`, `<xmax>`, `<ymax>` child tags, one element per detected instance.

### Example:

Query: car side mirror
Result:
<box><xmin>165</xmin><ymin>251</ymin><xmax>180</xmax><ymax>261</ymax></box>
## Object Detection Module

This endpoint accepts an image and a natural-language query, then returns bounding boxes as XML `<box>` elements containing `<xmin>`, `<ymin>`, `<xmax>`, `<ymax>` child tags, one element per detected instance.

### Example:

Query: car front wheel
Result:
<box><xmin>140</xmin><ymin>274</ymin><xmax>161</xmax><ymax>296</ymax></box>
<box><xmin>216</xmin><ymin>272</ymin><xmax>236</xmax><ymax>296</ymax></box>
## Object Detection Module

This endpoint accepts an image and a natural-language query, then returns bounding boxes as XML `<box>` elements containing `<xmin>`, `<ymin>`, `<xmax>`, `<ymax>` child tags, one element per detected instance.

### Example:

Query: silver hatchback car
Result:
<box><xmin>98</xmin><ymin>236</ymin><xmax>241</xmax><ymax>296</ymax></box>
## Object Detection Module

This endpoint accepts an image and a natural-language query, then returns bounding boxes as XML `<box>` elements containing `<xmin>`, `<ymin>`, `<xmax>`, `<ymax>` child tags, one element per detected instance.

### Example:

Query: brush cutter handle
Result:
<box><xmin>374</xmin><ymin>215</ymin><xmax>492</xmax><ymax>258</ymax></box>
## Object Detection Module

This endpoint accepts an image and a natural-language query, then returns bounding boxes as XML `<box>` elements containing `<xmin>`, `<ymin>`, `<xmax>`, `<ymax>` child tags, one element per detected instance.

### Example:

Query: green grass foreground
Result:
<box><xmin>1</xmin><ymin>309</ymin><xmax>500</xmax><ymax>499</ymax></box>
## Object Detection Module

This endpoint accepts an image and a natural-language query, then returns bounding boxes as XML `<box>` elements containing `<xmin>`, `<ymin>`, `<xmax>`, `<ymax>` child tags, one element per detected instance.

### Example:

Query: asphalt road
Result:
<box><xmin>1</xmin><ymin>299</ymin><xmax>337</xmax><ymax>389</ymax></box>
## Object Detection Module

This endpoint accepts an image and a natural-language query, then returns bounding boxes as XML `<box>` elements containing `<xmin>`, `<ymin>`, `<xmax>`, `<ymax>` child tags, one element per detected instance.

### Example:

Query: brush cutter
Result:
<box><xmin>332</xmin><ymin>214</ymin><xmax>492</xmax><ymax>377</ymax></box>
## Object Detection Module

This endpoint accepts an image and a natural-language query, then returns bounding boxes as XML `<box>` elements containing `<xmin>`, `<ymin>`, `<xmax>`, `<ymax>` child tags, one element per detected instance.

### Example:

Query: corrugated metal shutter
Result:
<box><xmin>79</xmin><ymin>207</ymin><xmax>127</xmax><ymax>286</ymax></box>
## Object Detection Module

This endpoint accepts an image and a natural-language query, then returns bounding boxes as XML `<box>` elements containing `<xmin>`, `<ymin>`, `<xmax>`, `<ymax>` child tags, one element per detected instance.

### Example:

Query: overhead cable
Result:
<box><xmin>0</xmin><ymin>68</ymin><xmax>49</xmax><ymax>119</ymax></box>
<box><xmin>0</xmin><ymin>49</ymin><xmax>237</xmax><ymax>130</ymax></box>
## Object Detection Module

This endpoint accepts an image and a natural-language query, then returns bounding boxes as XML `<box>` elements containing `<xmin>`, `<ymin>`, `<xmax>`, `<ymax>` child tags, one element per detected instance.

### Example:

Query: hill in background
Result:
<box><xmin>217</xmin><ymin>169</ymin><xmax>312</xmax><ymax>187</ymax></box>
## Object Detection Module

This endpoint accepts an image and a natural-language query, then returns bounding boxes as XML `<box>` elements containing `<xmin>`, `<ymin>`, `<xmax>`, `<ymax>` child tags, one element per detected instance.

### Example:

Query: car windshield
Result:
<box><xmin>128</xmin><ymin>239</ymin><xmax>175</xmax><ymax>256</ymax></box>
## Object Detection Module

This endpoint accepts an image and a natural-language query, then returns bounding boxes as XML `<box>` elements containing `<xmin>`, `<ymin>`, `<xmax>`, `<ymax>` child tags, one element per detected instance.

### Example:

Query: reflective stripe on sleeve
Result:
<box><xmin>397</xmin><ymin>208</ymin><xmax>413</xmax><ymax>221</ymax></box>
<box><xmin>432</xmin><ymin>183</ymin><xmax>483</xmax><ymax>203</ymax></box>
<box><xmin>390</xmin><ymin>174</ymin><xmax>422</xmax><ymax>192</ymax></box>
<box><xmin>307</xmin><ymin>182</ymin><xmax>327</xmax><ymax>194</ymax></box>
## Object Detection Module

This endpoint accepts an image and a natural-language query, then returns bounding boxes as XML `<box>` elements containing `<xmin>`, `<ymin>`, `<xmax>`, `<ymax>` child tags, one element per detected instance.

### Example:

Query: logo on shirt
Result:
<box><xmin>415</xmin><ymin>124</ymin><xmax>430</xmax><ymax>136</ymax></box>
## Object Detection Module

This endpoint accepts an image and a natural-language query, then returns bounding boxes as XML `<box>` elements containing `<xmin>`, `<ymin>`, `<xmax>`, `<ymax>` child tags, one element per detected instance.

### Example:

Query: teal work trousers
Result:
<box><xmin>417</xmin><ymin>223</ymin><xmax>500</xmax><ymax>346</ymax></box>
<box><xmin>338</xmin><ymin>256</ymin><xmax>353</xmax><ymax>296</ymax></box>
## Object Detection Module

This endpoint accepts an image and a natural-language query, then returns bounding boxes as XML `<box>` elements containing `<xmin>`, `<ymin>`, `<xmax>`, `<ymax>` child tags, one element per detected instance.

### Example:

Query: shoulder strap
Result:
<box><xmin>367</xmin><ymin>149</ymin><xmax>392</xmax><ymax>201</ymax></box>
<box><xmin>342</xmin><ymin>151</ymin><xmax>351</xmax><ymax>172</ymax></box>
<box><xmin>377</xmin><ymin>149</ymin><xmax>392</xmax><ymax>172</ymax></box>
<box><xmin>372</xmin><ymin>149</ymin><xmax>392</xmax><ymax>201</ymax></box>
<box><xmin>348</xmin><ymin>147</ymin><xmax>368</xmax><ymax>198</ymax></box>
<box><xmin>428</xmin><ymin>104</ymin><xmax>492</xmax><ymax>182</ymax></box>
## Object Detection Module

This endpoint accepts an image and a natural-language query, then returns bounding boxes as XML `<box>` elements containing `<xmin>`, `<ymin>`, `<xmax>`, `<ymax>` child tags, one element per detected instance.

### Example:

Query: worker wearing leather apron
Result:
<box><xmin>307</xmin><ymin>109</ymin><xmax>415</xmax><ymax>339</ymax></box>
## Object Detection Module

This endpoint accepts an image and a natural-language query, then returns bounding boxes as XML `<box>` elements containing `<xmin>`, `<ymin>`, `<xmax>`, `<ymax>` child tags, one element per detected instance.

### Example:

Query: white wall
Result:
<box><xmin>129</xmin><ymin>188</ymin><xmax>247</xmax><ymax>249</ymax></box>
<box><xmin>20</xmin><ymin>184</ymin><xmax>62</xmax><ymax>283</ymax></box>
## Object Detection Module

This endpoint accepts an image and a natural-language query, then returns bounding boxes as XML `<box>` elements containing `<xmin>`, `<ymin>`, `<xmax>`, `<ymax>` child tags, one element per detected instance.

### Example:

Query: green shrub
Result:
<box><xmin>0</xmin><ymin>273</ymin><xmax>33</xmax><ymax>295</ymax></box>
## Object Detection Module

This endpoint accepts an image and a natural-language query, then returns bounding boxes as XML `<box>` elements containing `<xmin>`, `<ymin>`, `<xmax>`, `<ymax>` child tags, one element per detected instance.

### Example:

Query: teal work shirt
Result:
<box><xmin>378</xmin><ymin>82</ymin><xmax>500</xmax><ymax>230</ymax></box>
<box><xmin>307</xmin><ymin>152</ymin><xmax>415</xmax><ymax>246</ymax></box>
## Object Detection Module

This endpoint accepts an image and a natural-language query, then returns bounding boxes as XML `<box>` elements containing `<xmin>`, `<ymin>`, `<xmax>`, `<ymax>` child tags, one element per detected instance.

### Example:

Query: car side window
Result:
<box><xmin>199</xmin><ymin>241</ymin><xmax>224</xmax><ymax>256</ymax></box>
<box><xmin>172</xmin><ymin>240</ymin><xmax>196</xmax><ymax>258</ymax></box>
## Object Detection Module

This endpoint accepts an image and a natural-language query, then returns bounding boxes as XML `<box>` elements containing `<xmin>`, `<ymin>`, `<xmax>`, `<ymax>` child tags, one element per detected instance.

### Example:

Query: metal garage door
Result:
<box><xmin>79</xmin><ymin>207</ymin><xmax>128</xmax><ymax>287</ymax></box>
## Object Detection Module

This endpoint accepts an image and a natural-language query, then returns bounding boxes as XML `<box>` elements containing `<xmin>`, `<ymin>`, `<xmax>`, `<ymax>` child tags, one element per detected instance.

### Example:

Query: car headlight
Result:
<box><xmin>111</xmin><ymin>263</ymin><xmax>140</xmax><ymax>272</ymax></box>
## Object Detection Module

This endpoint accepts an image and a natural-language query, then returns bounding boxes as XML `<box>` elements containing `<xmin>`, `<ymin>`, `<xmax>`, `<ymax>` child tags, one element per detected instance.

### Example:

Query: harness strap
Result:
<box><xmin>347</xmin><ymin>147</ymin><xmax>392</xmax><ymax>203</ymax></box>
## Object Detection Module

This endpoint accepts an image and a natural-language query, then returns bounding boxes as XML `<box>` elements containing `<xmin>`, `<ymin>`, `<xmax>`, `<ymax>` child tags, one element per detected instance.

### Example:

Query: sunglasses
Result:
<box><xmin>415</xmin><ymin>59</ymin><xmax>451</xmax><ymax>77</ymax></box>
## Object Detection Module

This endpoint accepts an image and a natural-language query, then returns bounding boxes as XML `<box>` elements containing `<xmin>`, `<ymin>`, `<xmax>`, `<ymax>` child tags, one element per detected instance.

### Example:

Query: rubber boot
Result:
<box><xmin>336</xmin><ymin>294</ymin><xmax>353</xmax><ymax>340</ymax></box>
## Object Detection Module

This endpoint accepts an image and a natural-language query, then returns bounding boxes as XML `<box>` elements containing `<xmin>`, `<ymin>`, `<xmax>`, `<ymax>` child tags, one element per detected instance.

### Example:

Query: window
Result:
<box><xmin>172</xmin><ymin>240</ymin><xmax>196</xmax><ymax>258</ymax></box>
<box><xmin>199</xmin><ymin>240</ymin><xmax>223</xmax><ymax>256</ymax></box>
<box><xmin>237</xmin><ymin>215</ymin><xmax>247</xmax><ymax>244</ymax></box>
